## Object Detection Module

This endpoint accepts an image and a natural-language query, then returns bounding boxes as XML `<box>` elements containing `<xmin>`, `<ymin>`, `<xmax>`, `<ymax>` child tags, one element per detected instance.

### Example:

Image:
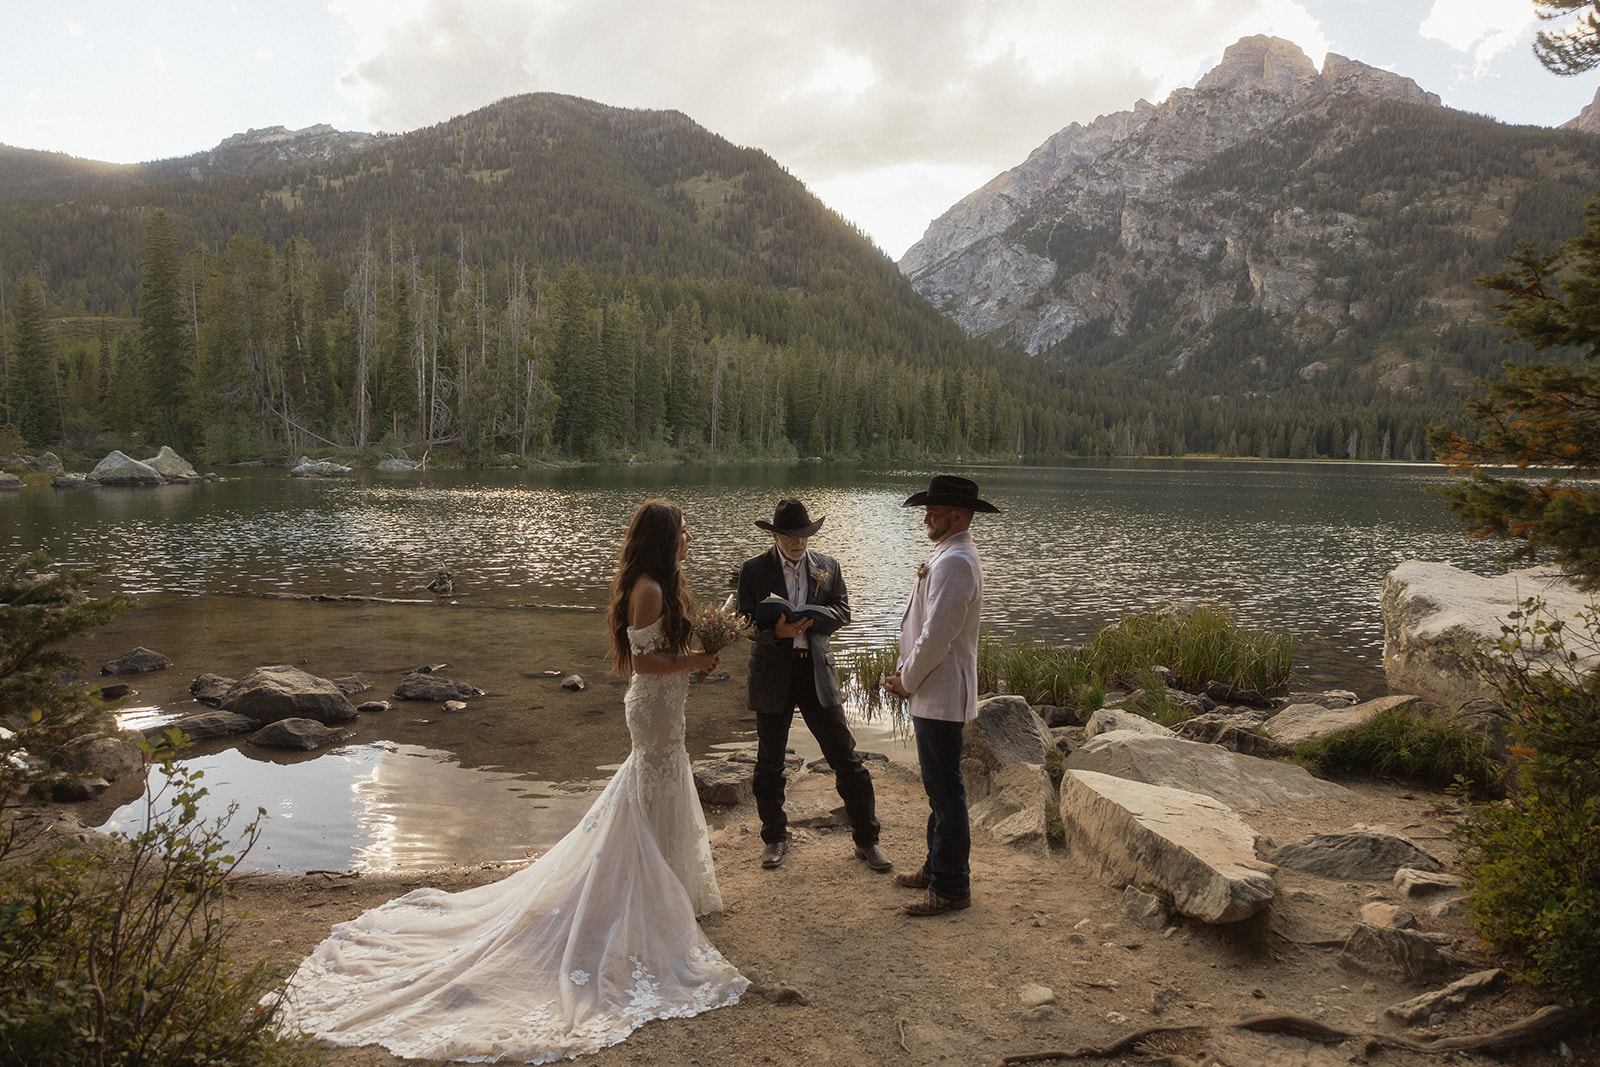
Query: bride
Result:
<box><xmin>275</xmin><ymin>499</ymin><xmax>748</xmax><ymax>1061</ymax></box>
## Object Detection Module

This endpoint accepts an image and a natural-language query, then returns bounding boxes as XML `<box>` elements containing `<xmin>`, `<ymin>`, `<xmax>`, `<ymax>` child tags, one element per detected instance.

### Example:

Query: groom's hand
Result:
<box><xmin>884</xmin><ymin>671</ymin><xmax>910</xmax><ymax>699</ymax></box>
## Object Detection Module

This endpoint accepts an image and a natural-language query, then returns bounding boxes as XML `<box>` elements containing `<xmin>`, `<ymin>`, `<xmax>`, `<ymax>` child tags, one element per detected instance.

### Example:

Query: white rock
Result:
<box><xmin>1065</xmin><ymin>732</ymin><xmax>1349</xmax><ymax>811</ymax></box>
<box><xmin>1060</xmin><ymin>769</ymin><xmax>1277</xmax><ymax>923</ymax></box>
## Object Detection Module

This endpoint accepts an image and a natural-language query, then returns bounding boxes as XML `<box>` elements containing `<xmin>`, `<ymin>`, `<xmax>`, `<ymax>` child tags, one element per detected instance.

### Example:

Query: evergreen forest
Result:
<box><xmin>0</xmin><ymin>91</ymin><xmax>1590</xmax><ymax>466</ymax></box>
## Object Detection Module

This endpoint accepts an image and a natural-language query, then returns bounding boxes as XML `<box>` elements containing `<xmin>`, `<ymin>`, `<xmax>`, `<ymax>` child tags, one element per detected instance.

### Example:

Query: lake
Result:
<box><xmin>2</xmin><ymin>459</ymin><xmax>1514</xmax><ymax>870</ymax></box>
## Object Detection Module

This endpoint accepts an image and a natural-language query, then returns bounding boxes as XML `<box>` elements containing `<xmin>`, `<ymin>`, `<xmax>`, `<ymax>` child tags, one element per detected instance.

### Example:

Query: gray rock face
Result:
<box><xmin>1172</xmin><ymin>716</ymin><xmax>1292</xmax><ymax>757</ymax></box>
<box><xmin>969</xmin><ymin>762</ymin><xmax>1055</xmax><ymax>853</ymax></box>
<box><xmin>189</xmin><ymin>673</ymin><xmax>237</xmax><ymax>707</ymax></box>
<box><xmin>902</xmin><ymin>35</ymin><xmax>1443</xmax><ymax>356</ymax></box>
<box><xmin>101</xmin><ymin>646</ymin><xmax>172</xmax><ymax>675</ymax></box>
<box><xmin>53</xmin><ymin>730</ymin><xmax>146</xmax><ymax>773</ymax></box>
<box><xmin>221</xmin><ymin>664</ymin><xmax>359</xmax><ymax>724</ymax></box>
<box><xmin>393</xmin><ymin>672</ymin><xmax>485</xmax><ymax>702</ymax></box>
<box><xmin>1084</xmin><ymin>708</ymin><xmax>1175</xmax><ymax>739</ymax></box>
<box><xmin>0</xmin><ymin>472</ymin><xmax>21</xmax><ymax>491</ymax></box>
<box><xmin>289</xmin><ymin>455</ymin><xmax>352</xmax><ymax>477</ymax></box>
<box><xmin>90</xmin><ymin>450</ymin><xmax>164</xmax><ymax>485</ymax></box>
<box><xmin>1381</xmin><ymin>562</ymin><xmax>1598</xmax><ymax>705</ymax></box>
<box><xmin>51</xmin><ymin>474</ymin><xmax>94</xmax><ymax>490</ymax></box>
<box><xmin>1066</xmin><ymin>732</ymin><xmax>1349</xmax><ymax>811</ymax></box>
<box><xmin>248</xmin><ymin>717</ymin><xmax>348</xmax><ymax>750</ymax></box>
<box><xmin>1269</xmin><ymin>828</ymin><xmax>1445</xmax><ymax>880</ymax></box>
<box><xmin>963</xmin><ymin>695</ymin><xmax>1050</xmax><ymax>787</ymax></box>
<box><xmin>1339</xmin><ymin>922</ymin><xmax>1452</xmax><ymax>981</ymax></box>
<box><xmin>146</xmin><ymin>710</ymin><xmax>258</xmax><ymax>743</ymax></box>
<box><xmin>693</xmin><ymin>758</ymin><xmax>754</xmax><ymax>806</ymax></box>
<box><xmin>1262</xmin><ymin>694</ymin><xmax>1418</xmax><ymax>745</ymax></box>
<box><xmin>142</xmin><ymin>446</ymin><xmax>198</xmax><ymax>480</ymax></box>
<box><xmin>1060</xmin><ymin>769</ymin><xmax>1277</xmax><ymax>923</ymax></box>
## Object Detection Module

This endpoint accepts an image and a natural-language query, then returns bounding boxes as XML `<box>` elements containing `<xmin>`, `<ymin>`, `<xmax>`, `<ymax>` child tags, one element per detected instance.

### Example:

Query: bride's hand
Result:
<box><xmin>693</xmin><ymin>652</ymin><xmax>720</xmax><ymax>673</ymax></box>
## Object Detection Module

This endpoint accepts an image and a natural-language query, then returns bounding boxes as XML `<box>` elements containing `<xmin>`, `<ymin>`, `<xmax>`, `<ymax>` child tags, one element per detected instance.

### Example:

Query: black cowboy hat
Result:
<box><xmin>902</xmin><ymin>474</ymin><xmax>1000</xmax><ymax>513</ymax></box>
<box><xmin>755</xmin><ymin>498</ymin><xmax>825</xmax><ymax>538</ymax></box>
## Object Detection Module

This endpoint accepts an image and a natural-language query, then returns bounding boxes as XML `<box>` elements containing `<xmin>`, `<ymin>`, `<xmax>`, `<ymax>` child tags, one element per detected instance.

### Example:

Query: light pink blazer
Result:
<box><xmin>897</xmin><ymin>530</ymin><xmax>983</xmax><ymax>722</ymax></box>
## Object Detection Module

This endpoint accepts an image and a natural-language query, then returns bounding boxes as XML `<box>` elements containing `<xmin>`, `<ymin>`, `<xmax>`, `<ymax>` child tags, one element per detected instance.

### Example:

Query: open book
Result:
<box><xmin>752</xmin><ymin>594</ymin><xmax>834</xmax><ymax>630</ymax></box>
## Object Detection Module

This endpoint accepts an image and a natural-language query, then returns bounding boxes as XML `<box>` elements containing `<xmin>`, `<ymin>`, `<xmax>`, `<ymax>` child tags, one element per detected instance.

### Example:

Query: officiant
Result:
<box><xmin>737</xmin><ymin>498</ymin><xmax>891</xmax><ymax>874</ymax></box>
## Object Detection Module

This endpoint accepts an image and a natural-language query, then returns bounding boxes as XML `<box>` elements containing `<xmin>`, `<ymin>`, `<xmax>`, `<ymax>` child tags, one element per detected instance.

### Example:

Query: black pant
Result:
<box><xmin>753</xmin><ymin>655</ymin><xmax>879</xmax><ymax>848</ymax></box>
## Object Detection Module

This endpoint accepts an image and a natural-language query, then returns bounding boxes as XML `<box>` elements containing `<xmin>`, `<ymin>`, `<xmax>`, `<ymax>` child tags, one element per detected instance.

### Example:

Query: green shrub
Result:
<box><xmin>1</xmin><ymin>552</ymin><xmax>131</xmax><ymax>857</ymax></box>
<box><xmin>1455</xmin><ymin>598</ymin><xmax>1600</xmax><ymax>1007</ymax></box>
<box><xmin>1083</xmin><ymin>603</ymin><xmax>1295</xmax><ymax>694</ymax></box>
<box><xmin>1134</xmin><ymin>667</ymin><xmax>1192</xmax><ymax>729</ymax></box>
<box><xmin>0</xmin><ymin>742</ymin><xmax>310</xmax><ymax>1065</ymax></box>
<box><xmin>1295</xmin><ymin>706</ymin><xmax>1504</xmax><ymax>796</ymax></box>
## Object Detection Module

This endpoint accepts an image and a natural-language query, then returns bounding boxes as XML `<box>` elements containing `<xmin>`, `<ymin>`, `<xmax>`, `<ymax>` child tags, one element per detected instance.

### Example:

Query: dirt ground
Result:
<box><xmin>27</xmin><ymin>608</ymin><xmax>1598</xmax><ymax>1067</ymax></box>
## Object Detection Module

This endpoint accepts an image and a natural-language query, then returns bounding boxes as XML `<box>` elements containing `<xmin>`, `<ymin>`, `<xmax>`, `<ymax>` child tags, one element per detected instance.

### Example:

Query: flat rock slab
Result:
<box><xmin>1065</xmin><ymin>732</ymin><xmax>1349</xmax><ymax>811</ymax></box>
<box><xmin>1263</xmin><ymin>694</ymin><xmax>1418</xmax><ymax>745</ymax></box>
<box><xmin>1084</xmin><ymin>708</ymin><xmax>1176</xmax><ymax>739</ymax></box>
<box><xmin>1269</xmin><ymin>826</ymin><xmax>1445</xmax><ymax>880</ymax></box>
<box><xmin>1059</xmin><ymin>769</ymin><xmax>1277</xmax><ymax>923</ymax></box>
<box><xmin>145</xmin><ymin>710</ymin><xmax>258</xmax><ymax>743</ymax></box>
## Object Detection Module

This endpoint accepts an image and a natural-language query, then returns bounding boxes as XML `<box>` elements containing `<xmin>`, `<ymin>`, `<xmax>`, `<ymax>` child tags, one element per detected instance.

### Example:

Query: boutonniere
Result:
<box><xmin>916</xmin><ymin>562</ymin><xmax>930</xmax><ymax>581</ymax></box>
<box><xmin>810</xmin><ymin>569</ymin><xmax>829</xmax><ymax>597</ymax></box>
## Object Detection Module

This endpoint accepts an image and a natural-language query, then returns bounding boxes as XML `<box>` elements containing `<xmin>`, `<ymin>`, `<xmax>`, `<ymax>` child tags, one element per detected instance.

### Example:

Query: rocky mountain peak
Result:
<box><xmin>1561</xmin><ymin>85</ymin><xmax>1600</xmax><ymax>133</ymax></box>
<box><xmin>1194</xmin><ymin>35</ymin><xmax>1321</xmax><ymax>101</ymax></box>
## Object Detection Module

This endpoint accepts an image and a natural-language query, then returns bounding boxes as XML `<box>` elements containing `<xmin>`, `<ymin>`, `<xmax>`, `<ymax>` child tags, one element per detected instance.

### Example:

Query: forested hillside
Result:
<box><xmin>0</xmin><ymin>90</ymin><xmax>1570</xmax><ymax>466</ymax></box>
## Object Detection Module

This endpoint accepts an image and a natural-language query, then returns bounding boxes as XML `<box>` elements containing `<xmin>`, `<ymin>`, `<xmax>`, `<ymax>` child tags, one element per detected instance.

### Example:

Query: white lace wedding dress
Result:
<box><xmin>275</xmin><ymin>617</ymin><xmax>747</xmax><ymax>1062</ymax></box>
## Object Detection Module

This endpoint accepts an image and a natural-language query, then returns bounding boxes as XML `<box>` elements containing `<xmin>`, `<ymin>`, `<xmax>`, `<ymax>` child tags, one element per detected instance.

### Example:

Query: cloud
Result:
<box><xmin>1420</xmin><ymin>0</ymin><xmax>1533</xmax><ymax>74</ymax></box>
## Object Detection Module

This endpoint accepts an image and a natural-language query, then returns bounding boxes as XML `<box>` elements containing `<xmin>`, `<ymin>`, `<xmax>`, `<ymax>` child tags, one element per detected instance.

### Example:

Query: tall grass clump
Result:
<box><xmin>1084</xmin><ymin>604</ymin><xmax>1295</xmax><ymax>694</ymax></box>
<box><xmin>978</xmin><ymin>633</ymin><xmax>1103</xmax><ymax>710</ymax></box>
<box><xmin>1295</xmin><ymin>706</ymin><xmax>1504</xmax><ymax>796</ymax></box>
<box><xmin>1454</xmin><ymin>599</ymin><xmax>1600</xmax><ymax>1008</ymax></box>
<box><xmin>0</xmin><ymin>741</ymin><xmax>310</xmax><ymax>1066</ymax></box>
<box><xmin>842</xmin><ymin>643</ymin><xmax>905</xmax><ymax>718</ymax></box>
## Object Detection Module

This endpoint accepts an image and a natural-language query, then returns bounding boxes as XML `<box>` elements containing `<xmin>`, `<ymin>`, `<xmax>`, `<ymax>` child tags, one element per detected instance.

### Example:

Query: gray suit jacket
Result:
<box><xmin>737</xmin><ymin>546</ymin><xmax>851</xmax><ymax>713</ymax></box>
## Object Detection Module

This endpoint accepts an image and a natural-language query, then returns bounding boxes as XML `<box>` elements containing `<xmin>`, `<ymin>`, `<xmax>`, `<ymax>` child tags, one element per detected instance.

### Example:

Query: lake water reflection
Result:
<box><xmin>2</xmin><ymin>459</ymin><xmax>1518</xmax><ymax>871</ymax></box>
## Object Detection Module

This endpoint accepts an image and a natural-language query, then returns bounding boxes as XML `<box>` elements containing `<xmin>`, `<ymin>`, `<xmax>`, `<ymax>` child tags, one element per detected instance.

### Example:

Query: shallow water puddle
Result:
<box><xmin>93</xmin><ymin>741</ymin><xmax>608</xmax><ymax>874</ymax></box>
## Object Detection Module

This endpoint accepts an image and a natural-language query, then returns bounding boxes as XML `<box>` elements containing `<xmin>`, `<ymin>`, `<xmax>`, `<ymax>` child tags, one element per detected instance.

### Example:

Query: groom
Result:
<box><xmin>737</xmin><ymin>499</ymin><xmax>890</xmax><ymax>873</ymax></box>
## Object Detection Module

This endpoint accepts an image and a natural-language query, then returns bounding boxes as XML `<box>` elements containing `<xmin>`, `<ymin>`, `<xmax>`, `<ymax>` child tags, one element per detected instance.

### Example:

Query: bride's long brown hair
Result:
<box><xmin>606</xmin><ymin>499</ymin><xmax>696</xmax><ymax>674</ymax></box>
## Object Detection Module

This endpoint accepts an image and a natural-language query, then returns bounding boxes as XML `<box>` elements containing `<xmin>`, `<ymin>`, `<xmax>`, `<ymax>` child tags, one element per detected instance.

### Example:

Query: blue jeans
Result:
<box><xmin>912</xmin><ymin>716</ymin><xmax>969</xmax><ymax>900</ymax></box>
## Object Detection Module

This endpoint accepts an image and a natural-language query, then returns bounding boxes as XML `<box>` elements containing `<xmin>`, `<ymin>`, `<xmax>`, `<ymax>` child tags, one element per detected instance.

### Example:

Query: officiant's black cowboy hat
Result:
<box><xmin>902</xmin><ymin>475</ymin><xmax>1000</xmax><ymax>513</ymax></box>
<box><xmin>755</xmin><ymin>498</ymin><xmax>825</xmax><ymax>538</ymax></box>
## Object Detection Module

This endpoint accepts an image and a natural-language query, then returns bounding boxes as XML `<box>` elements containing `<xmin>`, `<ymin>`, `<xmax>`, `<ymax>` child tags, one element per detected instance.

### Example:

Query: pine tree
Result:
<box><xmin>9</xmin><ymin>276</ymin><xmax>55</xmax><ymax>448</ymax></box>
<box><xmin>137</xmin><ymin>210</ymin><xmax>191</xmax><ymax>448</ymax></box>
<box><xmin>1429</xmin><ymin>193</ymin><xmax>1600</xmax><ymax>590</ymax></box>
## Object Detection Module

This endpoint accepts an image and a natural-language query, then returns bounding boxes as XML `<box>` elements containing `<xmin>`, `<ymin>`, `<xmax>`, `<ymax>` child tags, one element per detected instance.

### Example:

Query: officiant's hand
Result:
<box><xmin>774</xmin><ymin>614</ymin><xmax>813</xmax><ymax>640</ymax></box>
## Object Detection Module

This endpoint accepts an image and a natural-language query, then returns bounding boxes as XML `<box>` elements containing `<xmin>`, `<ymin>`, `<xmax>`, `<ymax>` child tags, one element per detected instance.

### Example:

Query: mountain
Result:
<box><xmin>900</xmin><ymin>36</ymin><xmax>1600</xmax><ymax>379</ymax></box>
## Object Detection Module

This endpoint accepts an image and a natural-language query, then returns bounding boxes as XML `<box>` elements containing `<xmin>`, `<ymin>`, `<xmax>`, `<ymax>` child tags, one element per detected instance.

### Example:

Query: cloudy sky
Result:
<box><xmin>5</xmin><ymin>0</ymin><xmax>1598</xmax><ymax>260</ymax></box>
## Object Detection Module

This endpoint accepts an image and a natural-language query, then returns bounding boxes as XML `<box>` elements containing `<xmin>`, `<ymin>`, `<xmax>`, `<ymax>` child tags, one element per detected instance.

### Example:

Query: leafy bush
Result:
<box><xmin>1294</xmin><ymin>706</ymin><xmax>1503</xmax><ymax>796</ymax></box>
<box><xmin>1083</xmin><ymin>604</ymin><xmax>1296</xmax><ymax>694</ymax></box>
<box><xmin>0</xmin><ymin>742</ymin><xmax>310</xmax><ymax>1065</ymax></box>
<box><xmin>1455</xmin><ymin>598</ymin><xmax>1600</xmax><ymax>1007</ymax></box>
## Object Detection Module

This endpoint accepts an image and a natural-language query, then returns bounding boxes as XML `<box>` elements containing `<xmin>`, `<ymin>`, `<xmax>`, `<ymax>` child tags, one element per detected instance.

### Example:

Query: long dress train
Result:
<box><xmin>274</xmin><ymin>617</ymin><xmax>747</xmax><ymax>1062</ymax></box>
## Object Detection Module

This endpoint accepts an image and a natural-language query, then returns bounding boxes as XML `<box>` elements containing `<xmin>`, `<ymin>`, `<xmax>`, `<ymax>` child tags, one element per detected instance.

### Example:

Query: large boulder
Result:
<box><xmin>1381</xmin><ymin>561</ymin><xmax>1598</xmax><ymax>705</ymax></box>
<box><xmin>189</xmin><ymin>673</ymin><xmax>237</xmax><ymax>707</ymax></box>
<box><xmin>1060</xmin><ymin>769</ymin><xmax>1277</xmax><ymax>923</ymax></box>
<box><xmin>90</xmin><ymin>450</ymin><xmax>163</xmax><ymax>485</ymax></box>
<box><xmin>962</xmin><ymin>695</ymin><xmax>1050</xmax><ymax>797</ymax></box>
<box><xmin>0</xmin><ymin>472</ymin><xmax>20</xmax><ymax>491</ymax></box>
<box><xmin>142</xmin><ymin>445</ymin><xmax>199</xmax><ymax>481</ymax></box>
<box><xmin>1065</xmin><ymin>732</ymin><xmax>1349</xmax><ymax>811</ymax></box>
<box><xmin>221</xmin><ymin>665</ymin><xmax>359</xmax><ymax>725</ymax></box>
<box><xmin>53</xmin><ymin>730</ymin><xmax>146</xmax><ymax>774</ymax></box>
<box><xmin>969</xmin><ymin>762</ymin><xmax>1055</xmax><ymax>853</ymax></box>
<box><xmin>1263</xmin><ymin>694</ymin><xmax>1419</xmax><ymax>746</ymax></box>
